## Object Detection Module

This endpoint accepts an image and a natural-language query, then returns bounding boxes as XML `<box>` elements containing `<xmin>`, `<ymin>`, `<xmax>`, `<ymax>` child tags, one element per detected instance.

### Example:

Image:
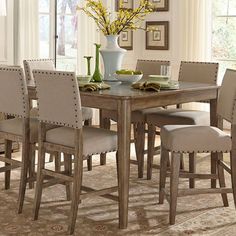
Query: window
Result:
<box><xmin>212</xmin><ymin>0</ymin><xmax>236</xmax><ymax>79</ymax></box>
<box><xmin>38</xmin><ymin>0</ymin><xmax>79</xmax><ymax>70</ymax></box>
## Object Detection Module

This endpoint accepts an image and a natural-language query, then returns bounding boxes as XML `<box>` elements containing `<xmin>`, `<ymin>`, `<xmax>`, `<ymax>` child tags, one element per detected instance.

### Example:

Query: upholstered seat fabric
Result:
<box><xmin>102</xmin><ymin>107</ymin><xmax>164</xmax><ymax>123</ymax></box>
<box><xmin>0</xmin><ymin>118</ymin><xmax>38</xmax><ymax>143</ymax></box>
<box><xmin>146</xmin><ymin>109</ymin><xmax>210</xmax><ymax>127</ymax></box>
<box><xmin>161</xmin><ymin>125</ymin><xmax>231</xmax><ymax>153</ymax></box>
<box><xmin>46</xmin><ymin>126</ymin><xmax>117</xmax><ymax>156</ymax></box>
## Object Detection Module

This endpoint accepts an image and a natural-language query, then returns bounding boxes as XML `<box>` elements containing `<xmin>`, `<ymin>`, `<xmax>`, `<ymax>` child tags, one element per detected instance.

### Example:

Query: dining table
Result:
<box><xmin>27</xmin><ymin>80</ymin><xmax>220</xmax><ymax>229</ymax></box>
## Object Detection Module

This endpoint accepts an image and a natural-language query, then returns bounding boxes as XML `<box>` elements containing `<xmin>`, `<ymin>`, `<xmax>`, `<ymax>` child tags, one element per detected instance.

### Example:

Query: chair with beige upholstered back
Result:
<box><xmin>136</xmin><ymin>59</ymin><xmax>170</xmax><ymax>80</ymax></box>
<box><xmin>32</xmin><ymin>70</ymin><xmax>118</xmax><ymax>235</ymax></box>
<box><xmin>145</xmin><ymin>61</ymin><xmax>219</xmax><ymax>181</ymax></box>
<box><xmin>0</xmin><ymin>66</ymin><xmax>38</xmax><ymax>214</ymax></box>
<box><xmin>159</xmin><ymin>69</ymin><xmax>236</xmax><ymax>225</ymax></box>
<box><xmin>100</xmin><ymin>59</ymin><xmax>170</xmax><ymax>177</ymax></box>
<box><xmin>24</xmin><ymin>59</ymin><xmax>94</xmax><ymax>171</ymax></box>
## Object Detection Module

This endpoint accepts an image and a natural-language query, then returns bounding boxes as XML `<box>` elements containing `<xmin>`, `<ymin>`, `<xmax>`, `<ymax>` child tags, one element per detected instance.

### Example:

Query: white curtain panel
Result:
<box><xmin>0</xmin><ymin>0</ymin><xmax>6</xmax><ymax>16</ymax></box>
<box><xmin>77</xmin><ymin>0</ymin><xmax>100</xmax><ymax>75</ymax></box>
<box><xmin>15</xmin><ymin>0</ymin><xmax>39</xmax><ymax>65</ymax></box>
<box><xmin>177</xmin><ymin>0</ymin><xmax>212</xmax><ymax>61</ymax></box>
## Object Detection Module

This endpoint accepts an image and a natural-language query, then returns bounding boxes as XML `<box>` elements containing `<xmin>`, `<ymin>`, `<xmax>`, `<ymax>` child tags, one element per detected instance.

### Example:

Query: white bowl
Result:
<box><xmin>77</xmin><ymin>75</ymin><xmax>91</xmax><ymax>83</ymax></box>
<box><xmin>114</xmin><ymin>74</ymin><xmax>143</xmax><ymax>83</ymax></box>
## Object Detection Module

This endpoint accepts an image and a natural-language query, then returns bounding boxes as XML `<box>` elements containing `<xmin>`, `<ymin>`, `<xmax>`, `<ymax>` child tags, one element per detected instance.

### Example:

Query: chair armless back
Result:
<box><xmin>0</xmin><ymin>66</ymin><xmax>29</xmax><ymax>118</ymax></box>
<box><xmin>136</xmin><ymin>59</ymin><xmax>170</xmax><ymax>81</ymax></box>
<box><xmin>33</xmin><ymin>70</ymin><xmax>83</xmax><ymax>129</ymax></box>
<box><xmin>23</xmin><ymin>59</ymin><xmax>55</xmax><ymax>85</ymax></box>
<box><xmin>217</xmin><ymin>69</ymin><xmax>236</xmax><ymax>124</ymax></box>
<box><xmin>179</xmin><ymin>61</ymin><xmax>219</xmax><ymax>85</ymax></box>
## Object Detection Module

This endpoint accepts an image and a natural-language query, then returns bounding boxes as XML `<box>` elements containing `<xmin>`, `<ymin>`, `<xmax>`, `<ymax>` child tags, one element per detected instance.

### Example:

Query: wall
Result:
<box><xmin>122</xmin><ymin>0</ymin><xmax>180</xmax><ymax>80</ymax></box>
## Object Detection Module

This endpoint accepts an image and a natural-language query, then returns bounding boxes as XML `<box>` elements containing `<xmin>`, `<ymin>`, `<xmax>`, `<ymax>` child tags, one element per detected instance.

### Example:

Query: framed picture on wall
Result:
<box><xmin>148</xmin><ymin>0</ymin><xmax>169</xmax><ymax>11</ymax></box>
<box><xmin>119</xmin><ymin>29</ymin><xmax>133</xmax><ymax>50</ymax></box>
<box><xmin>146</xmin><ymin>21</ymin><xmax>169</xmax><ymax>50</ymax></box>
<box><xmin>116</xmin><ymin>0</ymin><xmax>133</xmax><ymax>11</ymax></box>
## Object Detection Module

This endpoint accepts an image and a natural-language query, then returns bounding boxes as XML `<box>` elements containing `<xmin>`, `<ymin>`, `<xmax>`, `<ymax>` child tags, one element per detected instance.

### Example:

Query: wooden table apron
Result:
<box><xmin>28</xmin><ymin>82</ymin><xmax>219</xmax><ymax>229</ymax></box>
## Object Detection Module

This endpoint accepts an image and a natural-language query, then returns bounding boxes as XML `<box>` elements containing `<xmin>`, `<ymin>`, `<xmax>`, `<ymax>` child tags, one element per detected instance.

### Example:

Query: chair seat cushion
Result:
<box><xmin>30</xmin><ymin>107</ymin><xmax>93</xmax><ymax>122</ymax></box>
<box><xmin>82</xmin><ymin>107</ymin><xmax>93</xmax><ymax>121</ymax></box>
<box><xmin>102</xmin><ymin>107</ymin><xmax>164</xmax><ymax>123</ymax></box>
<box><xmin>46</xmin><ymin>126</ymin><xmax>117</xmax><ymax>156</ymax></box>
<box><xmin>161</xmin><ymin>125</ymin><xmax>231</xmax><ymax>153</ymax></box>
<box><xmin>0</xmin><ymin>118</ymin><xmax>38</xmax><ymax>143</ymax></box>
<box><xmin>146</xmin><ymin>109</ymin><xmax>210</xmax><ymax>127</ymax></box>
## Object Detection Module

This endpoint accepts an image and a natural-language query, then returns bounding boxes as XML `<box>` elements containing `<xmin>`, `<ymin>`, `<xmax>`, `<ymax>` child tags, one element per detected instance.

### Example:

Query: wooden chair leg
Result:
<box><xmin>116</xmin><ymin>152</ymin><xmax>119</xmax><ymax>187</ymax></box>
<box><xmin>68</xmin><ymin>131</ymin><xmax>83</xmax><ymax>235</ymax></box>
<box><xmin>147</xmin><ymin>124</ymin><xmax>156</xmax><ymax>180</ymax></box>
<box><xmin>87</xmin><ymin>156</ymin><xmax>92</xmax><ymax>171</ymax></box>
<box><xmin>28</xmin><ymin>144</ymin><xmax>36</xmax><ymax>189</ymax></box>
<box><xmin>159</xmin><ymin>147</ymin><xmax>169</xmax><ymax>204</ymax></box>
<box><xmin>55</xmin><ymin>152</ymin><xmax>61</xmax><ymax>172</ymax></box>
<box><xmin>4</xmin><ymin>139</ymin><xmax>12</xmax><ymax>190</ymax></box>
<box><xmin>18</xmin><ymin>139</ymin><xmax>30</xmax><ymax>214</ymax></box>
<box><xmin>84</xmin><ymin>119</ymin><xmax>93</xmax><ymax>171</ymax></box>
<box><xmin>64</xmin><ymin>154</ymin><xmax>72</xmax><ymax>201</ymax></box>
<box><xmin>180</xmin><ymin>154</ymin><xmax>185</xmax><ymax>170</ymax></box>
<box><xmin>134</xmin><ymin>122</ymin><xmax>145</xmax><ymax>178</ymax></box>
<box><xmin>100</xmin><ymin>117</ymin><xmax>110</xmax><ymax>166</ymax></box>
<box><xmin>189</xmin><ymin>152</ymin><xmax>196</xmax><ymax>188</ymax></box>
<box><xmin>169</xmin><ymin>152</ymin><xmax>181</xmax><ymax>225</ymax></box>
<box><xmin>49</xmin><ymin>154</ymin><xmax>54</xmax><ymax>162</ymax></box>
<box><xmin>230</xmin><ymin>150</ymin><xmax>236</xmax><ymax>208</ymax></box>
<box><xmin>217</xmin><ymin>152</ymin><xmax>229</xmax><ymax>207</ymax></box>
<box><xmin>33</xmin><ymin>137</ymin><xmax>46</xmax><ymax>220</ymax></box>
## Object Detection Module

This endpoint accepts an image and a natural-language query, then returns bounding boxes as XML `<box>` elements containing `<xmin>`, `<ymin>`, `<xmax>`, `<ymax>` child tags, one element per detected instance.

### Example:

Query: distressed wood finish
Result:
<box><xmin>28</xmin><ymin>81</ymin><xmax>219</xmax><ymax>230</ymax></box>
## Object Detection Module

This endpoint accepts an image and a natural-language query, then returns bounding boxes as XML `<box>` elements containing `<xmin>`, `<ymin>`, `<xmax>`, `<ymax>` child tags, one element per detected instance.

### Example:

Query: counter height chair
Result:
<box><xmin>146</xmin><ymin>61</ymin><xmax>219</xmax><ymax>181</ymax></box>
<box><xmin>24</xmin><ymin>59</ymin><xmax>93</xmax><ymax>171</ymax></box>
<box><xmin>0</xmin><ymin>66</ymin><xmax>37</xmax><ymax>213</ymax></box>
<box><xmin>101</xmin><ymin>59</ymin><xmax>170</xmax><ymax>178</ymax></box>
<box><xmin>159</xmin><ymin>69</ymin><xmax>236</xmax><ymax>225</ymax></box>
<box><xmin>32</xmin><ymin>70</ymin><xmax>118</xmax><ymax>235</ymax></box>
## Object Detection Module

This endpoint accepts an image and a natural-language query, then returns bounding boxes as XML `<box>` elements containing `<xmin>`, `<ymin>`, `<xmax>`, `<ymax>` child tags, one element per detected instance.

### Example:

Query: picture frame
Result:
<box><xmin>148</xmin><ymin>0</ymin><xmax>169</xmax><ymax>11</ymax></box>
<box><xmin>119</xmin><ymin>29</ymin><xmax>133</xmax><ymax>50</ymax></box>
<box><xmin>116</xmin><ymin>0</ymin><xmax>134</xmax><ymax>11</ymax></box>
<box><xmin>146</xmin><ymin>21</ymin><xmax>169</xmax><ymax>50</ymax></box>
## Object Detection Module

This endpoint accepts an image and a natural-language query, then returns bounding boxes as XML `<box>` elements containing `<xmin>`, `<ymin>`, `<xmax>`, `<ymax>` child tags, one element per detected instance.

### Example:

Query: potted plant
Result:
<box><xmin>78</xmin><ymin>0</ymin><xmax>153</xmax><ymax>81</ymax></box>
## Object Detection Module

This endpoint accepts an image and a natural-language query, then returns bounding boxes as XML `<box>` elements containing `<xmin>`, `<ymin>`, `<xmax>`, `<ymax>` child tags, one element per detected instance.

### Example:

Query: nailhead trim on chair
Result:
<box><xmin>34</xmin><ymin>70</ymin><xmax>82</xmax><ymax>129</ymax></box>
<box><xmin>179</xmin><ymin>61</ymin><xmax>219</xmax><ymax>83</ymax></box>
<box><xmin>171</xmin><ymin>149</ymin><xmax>231</xmax><ymax>154</ymax></box>
<box><xmin>23</xmin><ymin>59</ymin><xmax>54</xmax><ymax>82</ymax></box>
<box><xmin>0</xmin><ymin>67</ymin><xmax>28</xmax><ymax>118</ymax></box>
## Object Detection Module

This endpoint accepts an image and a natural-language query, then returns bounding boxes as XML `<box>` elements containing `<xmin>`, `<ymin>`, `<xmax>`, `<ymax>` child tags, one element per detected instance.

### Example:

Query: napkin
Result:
<box><xmin>148</xmin><ymin>75</ymin><xmax>170</xmax><ymax>82</ymax></box>
<box><xmin>132</xmin><ymin>81</ymin><xmax>179</xmax><ymax>92</ymax></box>
<box><xmin>132</xmin><ymin>81</ymin><xmax>161</xmax><ymax>92</ymax></box>
<box><xmin>79</xmin><ymin>83</ymin><xmax>111</xmax><ymax>92</ymax></box>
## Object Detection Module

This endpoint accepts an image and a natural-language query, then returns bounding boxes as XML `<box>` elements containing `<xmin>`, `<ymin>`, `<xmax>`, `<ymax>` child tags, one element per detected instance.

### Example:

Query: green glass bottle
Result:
<box><xmin>92</xmin><ymin>43</ymin><xmax>103</xmax><ymax>82</ymax></box>
<box><xmin>84</xmin><ymin>56</ymin><xmax>93</xmax><ymax>76</ymax></box>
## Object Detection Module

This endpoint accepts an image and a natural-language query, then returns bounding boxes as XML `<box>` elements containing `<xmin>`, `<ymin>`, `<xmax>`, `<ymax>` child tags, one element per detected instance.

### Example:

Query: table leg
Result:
<box><xmin>210</xmin><ymin>98</ymin><xmax>219</xmax><ymax>188</ymax></box>
<box><xmin>99</xmin><ymin>109</ymin><xmax>108</xmax><ymax>165</ymax></box>
<box><xmin>117</xmin><ymin>100</ymin><xmax>131</xmax><ymax>229</ymax></box>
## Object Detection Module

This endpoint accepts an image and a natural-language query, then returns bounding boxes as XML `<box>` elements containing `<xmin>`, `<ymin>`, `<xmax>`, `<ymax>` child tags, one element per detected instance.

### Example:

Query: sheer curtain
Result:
<box><xmin>15</xmin><ymin>0</ymin><xmax>39</xmax><ymax>65</ymax></box>
<box><xmin>77</xmin><ymin>1</ymin><xmax>100</xmax><ymax>75</ymax></box>
<box><xmin>177</xmin><ymin>0</ymin><xmax>212</xmax><ymax>61</ymax></box>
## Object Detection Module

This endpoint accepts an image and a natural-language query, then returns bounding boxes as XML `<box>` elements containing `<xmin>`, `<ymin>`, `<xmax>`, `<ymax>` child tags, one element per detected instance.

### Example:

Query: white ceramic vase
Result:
<box><xmin>100</xmin><ymin>35</ymin><xmax>127</xmax><ymax>81</ymax></box>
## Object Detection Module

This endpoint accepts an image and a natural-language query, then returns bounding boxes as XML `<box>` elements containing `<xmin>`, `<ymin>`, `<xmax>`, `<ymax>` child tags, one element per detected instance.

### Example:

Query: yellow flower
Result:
<box><xmin>78</xmin><ymin>0</ymin><xmax>153</xmax><ymax>35</ymax></box>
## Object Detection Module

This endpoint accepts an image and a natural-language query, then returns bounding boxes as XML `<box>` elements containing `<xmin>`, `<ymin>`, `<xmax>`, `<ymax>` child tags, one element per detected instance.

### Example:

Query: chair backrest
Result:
<box><xmin>23</xmin><ymin>59</ymin><xmax>55</xmax><ymax>84</ymax></box>
<box><xmin>33</xmin><ymin>70</ymin><xmax>83</xmax><ymax>129</ymax></box>
<box><xmin>136</xmin><ymin>59</ymin><xmax>170</xmax><ymax>80</ymax></box>
<box><xmin>217</xmin><ymin>69</ymin><xmax>236</xmax><ymax>124</ymax></box>
<box><xmin>178</xmin><ymin>61</ymin><xmax>219</xmax><ymax>85</ymax></box>
<box><xmin>0</xmin><ymin>66</ymin><xmax>28</xmax><ymax>118</ymax></box>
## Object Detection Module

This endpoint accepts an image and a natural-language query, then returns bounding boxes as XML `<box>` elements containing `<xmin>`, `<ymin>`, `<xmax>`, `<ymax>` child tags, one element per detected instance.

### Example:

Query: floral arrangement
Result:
<box><xmin>77</xmin><ymin>0</ymin><xmax>153</xmax><ymax>35</ymax></box>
